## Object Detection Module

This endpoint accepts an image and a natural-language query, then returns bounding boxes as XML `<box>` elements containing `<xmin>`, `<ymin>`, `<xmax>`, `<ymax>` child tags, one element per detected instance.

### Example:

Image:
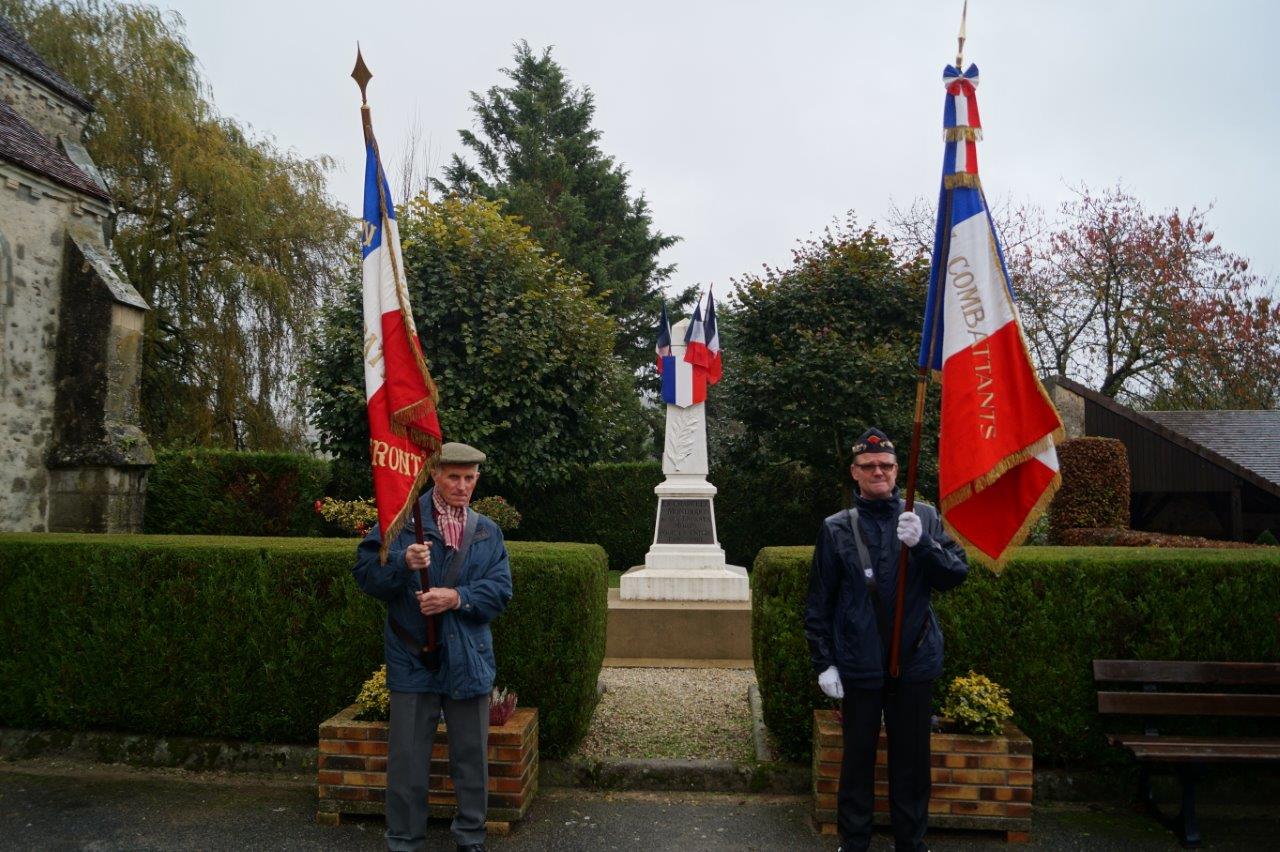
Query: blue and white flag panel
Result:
<box><xmin>660</xmin><ymin>354</ymin><xmax>707</xmax><ymax>408</ymax></box>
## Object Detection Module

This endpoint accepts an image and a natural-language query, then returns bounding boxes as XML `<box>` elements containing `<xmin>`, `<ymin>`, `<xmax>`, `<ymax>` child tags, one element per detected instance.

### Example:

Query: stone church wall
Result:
<box><xmin>0</xmin><ymin>168</ymin><xmax>67</xmax><ymax>529</ymax></box>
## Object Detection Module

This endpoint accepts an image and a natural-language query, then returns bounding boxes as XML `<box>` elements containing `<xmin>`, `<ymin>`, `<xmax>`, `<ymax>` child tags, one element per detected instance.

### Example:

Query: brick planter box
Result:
<box><xmin>317</xmin><ymin>704</ymin><xmax>538</xmax><ymax>829</ymax></box>
<box><xmin>813</xmin><ymin>709</ymin><xmax>1032</xmax><ymax>842</ymax></box>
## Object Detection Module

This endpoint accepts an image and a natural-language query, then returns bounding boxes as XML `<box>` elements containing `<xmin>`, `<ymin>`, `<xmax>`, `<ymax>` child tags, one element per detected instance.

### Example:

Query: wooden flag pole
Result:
<box><xmin>889</xmin><ymin>186</ymin><xmax>956</xmax><ymax>677</ymax></box>
<box><xmin>890</xmin><ymin>3</ymin><xmax>967</xmax><ymax>675</ymax></box>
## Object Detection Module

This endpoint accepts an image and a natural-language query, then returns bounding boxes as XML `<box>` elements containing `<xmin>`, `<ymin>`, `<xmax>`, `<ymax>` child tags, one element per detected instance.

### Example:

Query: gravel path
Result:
<box><xmin>573</xmin><ymin>668</ymin><xmax>757</xmax><ymax>762</ymax></box>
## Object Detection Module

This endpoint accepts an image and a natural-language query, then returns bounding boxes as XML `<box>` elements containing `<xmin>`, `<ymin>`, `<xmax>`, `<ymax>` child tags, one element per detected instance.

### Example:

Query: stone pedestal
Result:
<box><xmin>620</xmin><ymin>317</ymin><xmax>748</xmax><ymax>602</ymax></box>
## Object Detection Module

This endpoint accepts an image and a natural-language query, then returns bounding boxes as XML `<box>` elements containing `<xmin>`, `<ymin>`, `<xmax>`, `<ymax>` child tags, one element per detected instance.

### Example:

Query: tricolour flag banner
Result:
<box><xmin>919</xmin><ymin>63</ymin><xmax>1064</xmax><ymax>568</ymax></box>
<box><xmin>361</xmin><ymin>133</ymin><xmax>442</xmax><ymax>561</ymax></box>
<box><xmin>660</xmin><ymin>352</ymin><xmax>706</xmax><ymax>407</ymax></box>
<box><xmin>683</xmin><ymin>301</ymin><xmax>708</xmax><ymax>368</ymax></box>
<box><xmin>683</xmin><ymin>290</ymin><xmax>723</xmax><ymax>385</ymax></box>
<box><xmin>704</xmin><ymin>287</ymin><xmax>722</xmax><ymax>385</ymax></box>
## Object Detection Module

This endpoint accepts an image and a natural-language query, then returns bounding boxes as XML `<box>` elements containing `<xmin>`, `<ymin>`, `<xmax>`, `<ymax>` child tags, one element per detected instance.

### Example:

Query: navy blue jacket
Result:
<box><xmin>352</xmin><ymin>488</ymin><xmax>513</xmax><ymax>698</ymax></box>
<box><xmin>804</xmin><ymin>490</ymin><xmax>968</xmax><ymax>687</ymax></box>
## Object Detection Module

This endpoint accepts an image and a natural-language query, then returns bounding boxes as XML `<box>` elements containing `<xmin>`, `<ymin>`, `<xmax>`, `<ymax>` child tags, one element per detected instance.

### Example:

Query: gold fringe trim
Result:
<box><xmin>944</xmin><ymin>173</ymin><xmax>982</xmax><ymax>189</ymax></box>
<box><xmin>942</xmin><ymin>469</ymin><xmax>1061</xmax><ymax>574</ymax></box>
<box><xmin>377</xmin><ymin>457</ymin><xmax>438</xmax><ymax>565</ymax></box>
<box><xmin>391</xmin><ymin>396</ymin><xmax>439</xmax><ymax>432</ymax></box>
<box><xmin>939</xmin><ymin>428</ymin><xmax>1065</xmax><ymax>515</ymax></box>
<box><xmin>944</xmin><ymin>127</ymin><xmax>982</xmax><ymax>142</ymax></box>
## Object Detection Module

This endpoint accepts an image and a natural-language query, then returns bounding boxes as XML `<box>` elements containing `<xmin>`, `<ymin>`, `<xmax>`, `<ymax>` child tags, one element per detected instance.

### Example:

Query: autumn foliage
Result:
<box><xmin>1047</xmin><ymin>437</ymin><xmax>1130</xmax><ymax>541</ymax></box>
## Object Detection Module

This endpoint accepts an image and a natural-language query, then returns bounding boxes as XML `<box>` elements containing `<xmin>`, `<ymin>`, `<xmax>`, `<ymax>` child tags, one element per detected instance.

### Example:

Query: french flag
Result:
<box><xmin>655</xmin><ymin>302</ymin><xmax>672</xmax><ymax>374</ymax></box>
<box><xmin>920</xmin><ymin>63</ymin><xmax>1064</xmax><ymax>568</ymax></box>
<box><xmin>703</xmin><ymin>288</ymin><xmax>722</xmax><ymax>385</ymax></box>
<box><xmin>684</xmin><ymin>300</ymin><xmax>708</xmax><ymax>368</ymax></box>
<box><xmin>683</xmin><ymin>291</ymin><xmax>723</xmax><ymax>385</ymax></box>
<box><xmin>361</xmin><ymin>128</ymin><xmax>442</xmax><ymax>560</ymax></box>
<box><xmin>660</xmin><ymin>351</ymin><xmax>707</xmax><ymax>408</ymax></box>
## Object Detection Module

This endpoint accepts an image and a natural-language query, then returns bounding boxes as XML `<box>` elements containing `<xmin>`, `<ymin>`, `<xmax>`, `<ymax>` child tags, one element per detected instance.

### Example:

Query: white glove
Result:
<box><xmin>897</xmin><ymin>511</ymin><xmax>923</xmax><ymax>548</ymax></box>
<box><xmin>818</xmin><ymin>665</ymin><xmax>843</xmax><ymax>699</ymax></box>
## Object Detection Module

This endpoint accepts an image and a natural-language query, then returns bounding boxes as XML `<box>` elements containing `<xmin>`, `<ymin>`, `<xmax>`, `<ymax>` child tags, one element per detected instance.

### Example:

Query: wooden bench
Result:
<box><xmin>1094</xmin><ymin>659</ymin><xmax>1280</xmax><ymax>848</ymax></box>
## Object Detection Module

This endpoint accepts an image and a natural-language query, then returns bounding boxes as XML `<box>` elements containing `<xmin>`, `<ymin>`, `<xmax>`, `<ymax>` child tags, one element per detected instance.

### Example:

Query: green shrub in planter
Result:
<box><xmin>941</xmin><ymin>672</ymin><xmax>1013</xmax><ymax>735</ymax></box>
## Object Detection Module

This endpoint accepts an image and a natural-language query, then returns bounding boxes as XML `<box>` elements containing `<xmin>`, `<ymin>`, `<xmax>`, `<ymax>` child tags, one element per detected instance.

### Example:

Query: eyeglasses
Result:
<box><xmin>854</xmin><ymin>462</ymin><xmax>898</xmax><ymax>473</ymax></box>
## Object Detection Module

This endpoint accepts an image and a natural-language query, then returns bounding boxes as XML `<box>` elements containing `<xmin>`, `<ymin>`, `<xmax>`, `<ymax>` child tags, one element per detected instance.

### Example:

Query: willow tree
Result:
<box><xmin>1</xmin><ymin>0</ymin><xmax>350</xmax><ymax>448</ymax></box>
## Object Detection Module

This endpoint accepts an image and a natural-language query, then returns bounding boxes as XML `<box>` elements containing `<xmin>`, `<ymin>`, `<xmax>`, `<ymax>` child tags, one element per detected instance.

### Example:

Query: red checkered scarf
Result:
<box><xmin>431</xmin><ymin>488</ymin><xmax>466</xmax><ymax>550</ymax></box>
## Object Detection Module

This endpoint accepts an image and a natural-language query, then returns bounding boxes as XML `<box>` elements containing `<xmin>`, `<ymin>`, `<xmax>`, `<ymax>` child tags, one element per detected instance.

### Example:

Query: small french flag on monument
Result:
<box><xmin>655</xmin><ymin>302</ymin><xmax>672</xmax><ymax>374</ymax></box>
<box><xmin>683</xmin><ymin>289</ymin><xmax>723</xmax><ymax>385</ymax></box>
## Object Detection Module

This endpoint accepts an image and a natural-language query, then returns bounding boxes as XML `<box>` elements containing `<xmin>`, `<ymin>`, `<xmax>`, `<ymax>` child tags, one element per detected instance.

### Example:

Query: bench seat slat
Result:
<box><xmin>1097</xmin><ymin>691</ymin><xmax>1280</xmax><ymax>716</ymax></box>
<box><xmin>1093</xmin><ymin>660</ymin><xmax>1280</xmax><ymax>685</ymax></box>
<box><xmin>1107</xmin><ymin>735</ymin><xmax>1280</xmax><ymax>763</ymax></box>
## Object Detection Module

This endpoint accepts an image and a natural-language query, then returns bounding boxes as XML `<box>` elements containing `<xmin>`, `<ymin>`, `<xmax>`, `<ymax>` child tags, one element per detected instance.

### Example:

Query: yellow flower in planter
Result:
<box><xmin>941</xmin><ymin>671</ymin><xmax>1013</xmax><ymax>736</ymax></box>
<box><xmin>353</xmin><ymin>665</ymin><xmax>519</xmax><ymax>726</ymax></box>
<box><xmin>356</xmin><ymin>665</ymin><xmax>391</xmax><ymax>721</ymax></box>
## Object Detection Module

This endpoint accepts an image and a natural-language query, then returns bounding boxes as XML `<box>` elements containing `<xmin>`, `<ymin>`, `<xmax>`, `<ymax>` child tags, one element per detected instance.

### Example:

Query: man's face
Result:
<box><xmin>432</xmin><ymin>464</ymin><xmax>480</xmax><ymax>508</ymax></box>
<box><xmin>850</xmin><ymin>451</ymin><xmax>898</xmax><ymax>500</ymax></box>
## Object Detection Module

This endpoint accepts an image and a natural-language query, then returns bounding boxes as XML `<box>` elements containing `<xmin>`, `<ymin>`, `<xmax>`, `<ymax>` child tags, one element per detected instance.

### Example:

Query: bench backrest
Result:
<box><xmin>1093</xmin><ymin>659</ymin><xmax>1280</xmax><ymax>718</ymax></box>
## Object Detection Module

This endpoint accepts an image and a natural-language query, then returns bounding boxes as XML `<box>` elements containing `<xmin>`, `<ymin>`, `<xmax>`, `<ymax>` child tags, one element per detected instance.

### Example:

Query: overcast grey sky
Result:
<box><xmin>155</xmin><ymin>0</ymin><xmax>1279</xmax><ymax>292</ymax></box>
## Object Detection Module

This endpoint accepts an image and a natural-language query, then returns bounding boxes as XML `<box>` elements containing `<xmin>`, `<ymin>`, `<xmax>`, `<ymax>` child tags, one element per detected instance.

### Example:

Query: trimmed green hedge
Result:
<box><xmin>145</xmin><ymin>450</ymin><xmax>331</xmax><ymax>536</ymax></box>
<box><xmin>752</xmin><ymin>545</ymin><xmax>1280</xmax><ymax>763</ymax></box>
<box><xmin>487</xmin><ymin>463</ymin><xmax>661</xmax><ymax>571</ymax></box>
<box><xmin>488</xmin><ymin>460</ymin><xmax>837</xmax><ymax>571</ymax></box>
<box><xmin>0</xmin><ymin>534</ymin><xmax>606</xmax><ymax>757</ymax></box>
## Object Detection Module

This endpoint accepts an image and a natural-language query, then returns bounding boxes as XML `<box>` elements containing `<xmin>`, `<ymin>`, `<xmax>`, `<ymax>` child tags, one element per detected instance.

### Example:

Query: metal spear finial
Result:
<box><xmin>351</xmin><ymin>44</ymin><xmax>372</xmax><ymax>105</ymax></box>
<box><xmin>956</xmin><ymin>0</ymin><xmax>969</xmax><ymax>69</ymax></box>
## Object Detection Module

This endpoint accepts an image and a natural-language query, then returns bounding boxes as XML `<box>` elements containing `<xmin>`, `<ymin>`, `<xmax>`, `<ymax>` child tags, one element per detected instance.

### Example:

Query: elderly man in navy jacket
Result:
<box><xmin>353</xmin><ymin>442</ymin><xmax>513</xmax><ymax>852</ymax></box>
<box><xmin>805</xmin><ymin>428</ymin><xmax>968</xmax><ymax>852</ymax></box>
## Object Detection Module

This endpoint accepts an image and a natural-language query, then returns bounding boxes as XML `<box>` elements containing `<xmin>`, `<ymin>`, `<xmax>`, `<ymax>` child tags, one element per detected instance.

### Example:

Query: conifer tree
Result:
<box><xmin>438</xmin><ymin>41</ymin><xmax>685</xmax><ymax>373</ymax></box>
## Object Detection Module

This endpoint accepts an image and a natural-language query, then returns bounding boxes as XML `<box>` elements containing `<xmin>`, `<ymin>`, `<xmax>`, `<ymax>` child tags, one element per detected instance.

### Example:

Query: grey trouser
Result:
<box><xmin>386</xmin><ymin>690</ymin><xmax>489</xmax><ymax>851</ymax></box>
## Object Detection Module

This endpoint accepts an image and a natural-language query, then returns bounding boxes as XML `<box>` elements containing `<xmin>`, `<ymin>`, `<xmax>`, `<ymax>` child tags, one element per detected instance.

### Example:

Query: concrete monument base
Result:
<box><xmin>604</xmin><ymin>588</ymin><xmax>752</xmax><ymax>667</ymax></box>
<box><xmin>619</xmin><ymin>562</ymin><xmax>749</xmax><ymax>601</ymax></box>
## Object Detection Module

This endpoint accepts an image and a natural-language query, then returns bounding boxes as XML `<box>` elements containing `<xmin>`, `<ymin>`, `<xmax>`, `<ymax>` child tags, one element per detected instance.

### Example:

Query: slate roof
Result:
<box><xmin>0</xmin><ymin>97</ymin><xmax>111</xmax><ymax>201</ymax></box>
<box><xmin>1143</xmin><ymin>409</ymin><xmax>1280</xmax><ymax>491</ymax></box>
<box><xmin>0</xmin><ymin>16</ymin><xmax>92</xmax><ymax>110</ymax></box>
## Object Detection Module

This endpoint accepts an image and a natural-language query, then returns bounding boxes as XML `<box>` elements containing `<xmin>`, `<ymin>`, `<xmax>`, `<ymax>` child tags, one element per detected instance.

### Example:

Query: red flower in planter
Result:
<box><xmin>489</xmin><ymin>688</ymin><xmax>518</xmax><ymax>726</ymax></box>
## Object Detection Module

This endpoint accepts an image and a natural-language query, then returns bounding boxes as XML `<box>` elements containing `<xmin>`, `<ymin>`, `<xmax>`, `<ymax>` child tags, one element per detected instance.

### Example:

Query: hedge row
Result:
<box><xmin>146</xmin><ymin>450</ymin><xmax>839</xmax><ymax>569</ymax></box>
<box><xmin>751</xmin><ymin>545</ymin><xmax>1280</xmax><ymax>764</ymax></box>
<box><xmin>0</xmin><ymin>534</ymin><xmax>606</xmax><ymax>758</ymax></box>
<box><xmin>145</xmin><ymin>450</ymin><xmax>331</xmax><ymax>537</ymax></box>
<box><xmin>487</xmin><ymin>463</ymin><xmax>662</xmax><ymax>572</ymax></box>
<box><xmin>489</xmin><ymin>460</ymin><xmax>836</xmax><ymax>571</ymax></box>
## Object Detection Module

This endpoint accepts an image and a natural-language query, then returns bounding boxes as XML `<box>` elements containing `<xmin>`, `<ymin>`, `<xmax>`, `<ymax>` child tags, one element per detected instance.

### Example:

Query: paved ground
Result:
<box><xmin>0</xmin><ymin>759</ymin><xmax>1276</xmax><ymax>851</ymax></box>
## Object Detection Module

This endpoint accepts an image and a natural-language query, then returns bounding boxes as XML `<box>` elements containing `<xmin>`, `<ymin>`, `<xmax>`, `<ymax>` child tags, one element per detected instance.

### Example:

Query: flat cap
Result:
<box><xmin>438</xmin><ymin>442</ymin><xmax>486</xmax><ymax>465</ymax></box>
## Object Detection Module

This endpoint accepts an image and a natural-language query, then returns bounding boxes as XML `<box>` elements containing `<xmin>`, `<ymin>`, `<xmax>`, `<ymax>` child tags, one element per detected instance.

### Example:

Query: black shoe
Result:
<box><xmin>457</xmin><ymin>845</ymin><xmax>486</xmax><ymax>852</ymax></box>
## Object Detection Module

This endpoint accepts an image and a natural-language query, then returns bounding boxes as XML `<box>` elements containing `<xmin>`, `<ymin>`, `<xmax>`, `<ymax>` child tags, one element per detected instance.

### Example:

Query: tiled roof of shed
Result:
<box><xmin>0</xmin><ymin>16</ymin><xmax>92</xmax><ymax>110</ymax></box>
<box><xmin>0</xmin><ymin>97</ymin><xmax>110</xmax><ymax>201</ymax></box>
<box><xmin>1143</xmin><ymin>409</ymin><xmax>1280</xmax><ymax>490</ymax></box>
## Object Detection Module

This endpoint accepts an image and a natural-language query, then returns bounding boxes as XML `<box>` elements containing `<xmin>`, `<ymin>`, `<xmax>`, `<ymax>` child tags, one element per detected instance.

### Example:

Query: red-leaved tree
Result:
<box><xmin>1011</xmin><ymin>185</ymin><xmax>1276</xmax><ymax>406</ymax></box>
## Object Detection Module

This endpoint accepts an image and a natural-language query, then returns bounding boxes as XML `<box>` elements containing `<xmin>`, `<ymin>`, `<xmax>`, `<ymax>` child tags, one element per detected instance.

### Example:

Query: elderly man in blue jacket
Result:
<box><xmin>353</xmin><ymin>442</ymin><xmax>513</xmax><ymax>852</ymax></box>
<box><xmin>805</xmin><ymin>427</ymin><xmax>968</xmax><ymax>852</ymax></box>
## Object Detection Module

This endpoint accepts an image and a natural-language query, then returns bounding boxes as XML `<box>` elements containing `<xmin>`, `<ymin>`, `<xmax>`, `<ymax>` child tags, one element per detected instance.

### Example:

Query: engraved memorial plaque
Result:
<box><xmin>655</xmin><ymin>498</ymin><xmax>715</xmax><ymax>545</ymax></box>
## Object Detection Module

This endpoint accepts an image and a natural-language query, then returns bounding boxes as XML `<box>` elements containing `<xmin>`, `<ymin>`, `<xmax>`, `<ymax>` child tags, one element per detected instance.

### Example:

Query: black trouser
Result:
<box><xmin>838</xmin><ymin>679</ymin><xmax>933</xmax><ymax>852</ymax></box>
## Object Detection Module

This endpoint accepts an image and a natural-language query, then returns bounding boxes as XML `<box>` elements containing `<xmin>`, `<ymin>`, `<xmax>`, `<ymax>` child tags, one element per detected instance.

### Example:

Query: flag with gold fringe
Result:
<box><xmin>918</xmin><ymin>62</ymin><xmax>1064</xmax><ymax>568</ymax></box>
